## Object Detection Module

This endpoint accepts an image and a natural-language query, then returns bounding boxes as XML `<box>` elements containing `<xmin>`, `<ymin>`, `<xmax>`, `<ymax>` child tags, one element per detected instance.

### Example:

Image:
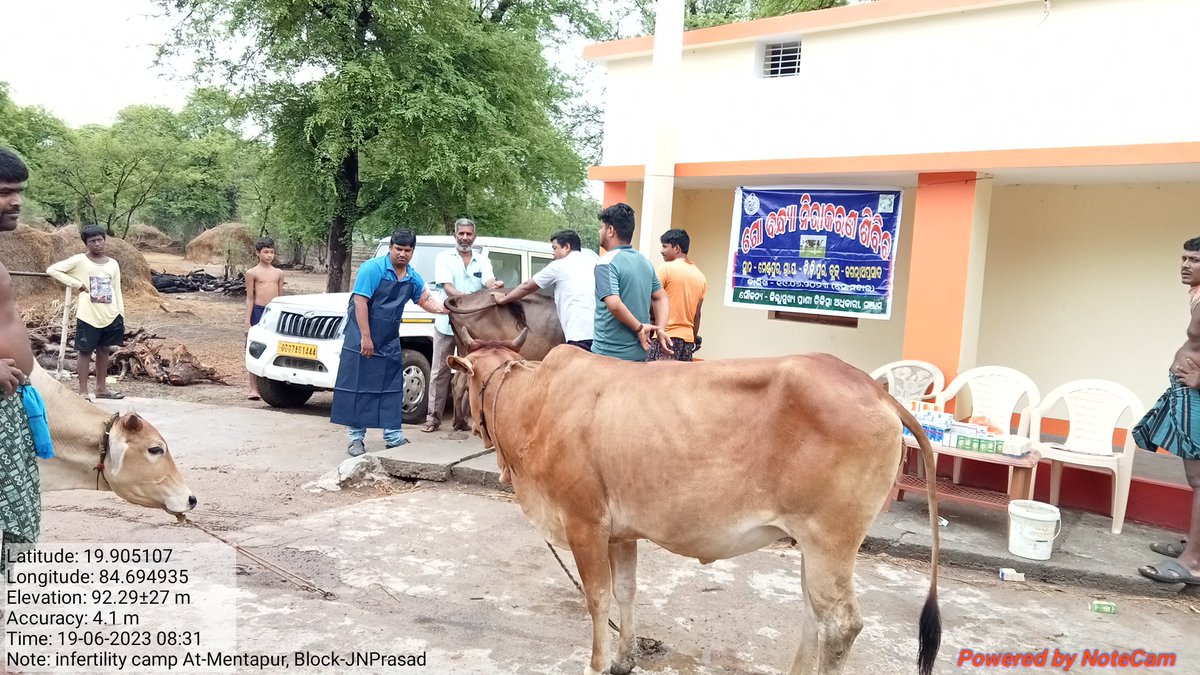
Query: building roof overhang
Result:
<box><xmin>584</xmin><ymin>0</ymin><xmax>1041</xmax><ymax>63</ymax></box>
<box><xmin>590</xmin><ymin>142</ymin><xmax>1200</xmax><ymax>189</ymax></box>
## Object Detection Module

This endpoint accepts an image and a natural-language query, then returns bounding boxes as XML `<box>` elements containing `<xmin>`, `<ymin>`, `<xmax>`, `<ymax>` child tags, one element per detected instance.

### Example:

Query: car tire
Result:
<box><xmin>256</xmin><ymin>376</ymin><xmax>315</xmax><ymax>408</ymax></box>
<box><xmin>402</xmin><ymin>348</ymin><xmax>431</xmax><ymax>424</ymax></box>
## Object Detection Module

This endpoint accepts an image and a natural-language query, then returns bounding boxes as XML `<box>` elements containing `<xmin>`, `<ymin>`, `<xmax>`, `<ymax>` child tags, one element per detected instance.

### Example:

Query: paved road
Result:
<box><xmin>33</xmin><ymin>398</ymin><xmax>1199</xmax><ymax>674</ymax></box>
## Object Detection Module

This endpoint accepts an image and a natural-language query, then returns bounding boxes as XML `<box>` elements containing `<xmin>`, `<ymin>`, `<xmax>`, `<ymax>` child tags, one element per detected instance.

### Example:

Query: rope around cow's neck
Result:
<box><xmin>478</xmin><ymin>357</ymin><xmax>530</xmax><ymax>460</ymax></box>
<box><xmin>94</xmin><ymin>412</ymin><xmax>120</xmax><ymax>491</ymax></box>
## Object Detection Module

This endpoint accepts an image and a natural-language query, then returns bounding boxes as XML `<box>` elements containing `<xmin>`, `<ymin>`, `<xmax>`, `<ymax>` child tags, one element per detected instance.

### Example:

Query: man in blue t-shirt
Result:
<box><xmin>592</xmin><ymin>203</ymin><xmax>672</xmax><ymax>362</ymax></box>
<box><xmin>330</xmin><ymin>229</ymin><xmax>447</xmax><ymax>456</ymax></box>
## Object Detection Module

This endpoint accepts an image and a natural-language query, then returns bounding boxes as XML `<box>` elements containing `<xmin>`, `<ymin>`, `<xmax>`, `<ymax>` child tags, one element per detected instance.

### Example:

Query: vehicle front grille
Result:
<box><xmin>276</xmin><ymin>312</ymin><xmax>343</xmax><ymax>340</ymax></box>
<box><xmin>273</xmin><ymin>357</ymin><xmax>328</xmax><ymax>372</ymax></box>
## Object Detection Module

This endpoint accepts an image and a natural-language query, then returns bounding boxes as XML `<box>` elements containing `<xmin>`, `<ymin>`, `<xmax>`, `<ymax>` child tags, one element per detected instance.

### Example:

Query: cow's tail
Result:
<box><xmin>890</xmin><ymin>399</ymin><xmax>941</xmax><ymax>675</ymax></box>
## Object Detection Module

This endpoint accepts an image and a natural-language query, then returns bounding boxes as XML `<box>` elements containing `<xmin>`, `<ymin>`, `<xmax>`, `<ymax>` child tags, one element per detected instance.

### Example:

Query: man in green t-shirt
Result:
<box><xmin>592</xmin><ymin>203</ymin><xmax>672</xmax><ymax>362</ymax></box>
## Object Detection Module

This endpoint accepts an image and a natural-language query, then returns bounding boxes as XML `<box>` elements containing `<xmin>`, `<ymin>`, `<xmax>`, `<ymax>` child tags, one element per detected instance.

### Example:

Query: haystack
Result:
<box><xmin>0</xmin><ymin>225</ymin><xmax>158</xmax><ymax>304</ymax></box>
<box><xmin>185</xmin><ymin>223</ymin><xmax>255</xmax><ymax>266</ymax></box>
<box><xmin>126</xmin><ymin>223</ymin><xmax>175</xmax><ymax>250</ymax></box>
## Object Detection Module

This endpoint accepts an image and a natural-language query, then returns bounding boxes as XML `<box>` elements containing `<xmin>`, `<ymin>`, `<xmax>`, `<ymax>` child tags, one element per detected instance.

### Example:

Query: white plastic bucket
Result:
<box><xmin>1007</xmin><ymin>500</ymin><xmax>1062</xmax><ymax>560</ymax></box>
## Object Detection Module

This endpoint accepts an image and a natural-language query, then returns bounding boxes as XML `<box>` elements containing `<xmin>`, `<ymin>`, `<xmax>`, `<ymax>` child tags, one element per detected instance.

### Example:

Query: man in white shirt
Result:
<box><xmin>424</xmin><ymin>218</ymin><xmax>502</xmax><ymax>432</ymax></box>
<box><xmin>47</xmin><ymin>225</ymin><xmax>126</xmax><ymax>400</ymax></box>
<box><xmin>493</xmin><ymin>229</ymin><xmax>596</xmax><ymax>351</ymax></box>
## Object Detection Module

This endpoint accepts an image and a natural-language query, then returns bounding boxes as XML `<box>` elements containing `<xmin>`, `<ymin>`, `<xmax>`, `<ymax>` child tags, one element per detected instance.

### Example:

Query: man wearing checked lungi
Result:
<box><xmin>1136</xmin><ymin>237</ymin><xmax>1200</xmax><ymax>586</ymax></box>
<box><xmin>0</xmin><ymin>148</ymin><xmax>55</xmax><ymax>561</ymax></box>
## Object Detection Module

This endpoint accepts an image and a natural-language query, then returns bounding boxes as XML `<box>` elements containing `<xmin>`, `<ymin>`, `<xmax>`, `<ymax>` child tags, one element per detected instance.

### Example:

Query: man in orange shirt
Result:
<box><xmin>649</xmin><ymin>229</ymin><xmax>707</xmax><ymax>361</ymax></box>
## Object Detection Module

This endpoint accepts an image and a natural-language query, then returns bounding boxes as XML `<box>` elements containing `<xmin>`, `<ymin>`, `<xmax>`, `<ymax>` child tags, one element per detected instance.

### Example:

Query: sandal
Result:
<box><xmin>1138</xmin><ymin>560</ymin><xmax>1200</xmax><ymax>585</ymax></box>
<box><xmin>94</xmin><ymin>391</ymin><xmax>125</xmax><ymax>400</ymax></box>
<box><xmin>1149</xmin><ymin>539</ymin><xmax>1188</xmax><ymax>558</ymax></box>
<box><xmin>420</xmin><ymin>421</ymin><xmax>440</xmax><ymax>433</ymax></box>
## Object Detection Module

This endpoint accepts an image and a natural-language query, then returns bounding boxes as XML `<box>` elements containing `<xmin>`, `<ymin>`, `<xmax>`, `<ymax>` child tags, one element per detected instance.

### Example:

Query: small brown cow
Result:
<box><xmin>449</xmin><ymin>330</ymin><xmax>941</xmax><ymax>675</ymax></box>
<box><xmin>33</xmin><ymin>365</ymin><xmax>196</xmax><ymax>514</ymax></box>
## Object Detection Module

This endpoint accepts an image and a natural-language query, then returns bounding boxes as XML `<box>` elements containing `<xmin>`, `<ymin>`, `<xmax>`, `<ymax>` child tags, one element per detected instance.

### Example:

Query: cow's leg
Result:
<box><xmin>789</xmin><ymin>547</ymin><xmax>863</xmax><ymax>675</ymax></box>
<box><xmin>568</xmin><ymin>530</ymin><xmax>613</xmax><ymax>675</ymax></box>
<box><xmin>790</xmin><ymin>554</ymin><xmax>821</xmax><ymax>675</ymax></box>
<box><xmin>607</xmin><ymin>540</ymin><xmax>638</xmax><ymax>675</ymax></box>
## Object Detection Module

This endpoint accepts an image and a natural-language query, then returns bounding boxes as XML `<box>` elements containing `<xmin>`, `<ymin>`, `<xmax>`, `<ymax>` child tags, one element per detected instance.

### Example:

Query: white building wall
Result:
<box><xmin>979</xmin><ymin>183</ymin><xmax>1200</xmax><ymax>406</ymax></box>
<box><xmin>601</xmin><ymin>0</ymin><xmax>1200</xmax><ymax>166</ymax></box>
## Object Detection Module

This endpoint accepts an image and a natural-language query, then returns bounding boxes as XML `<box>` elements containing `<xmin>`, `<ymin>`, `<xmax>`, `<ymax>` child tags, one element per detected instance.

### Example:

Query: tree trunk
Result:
<box><xmin>325</xmin><ymin>149</ymin><xmax>361</xmax><ymax>292</ymax></box>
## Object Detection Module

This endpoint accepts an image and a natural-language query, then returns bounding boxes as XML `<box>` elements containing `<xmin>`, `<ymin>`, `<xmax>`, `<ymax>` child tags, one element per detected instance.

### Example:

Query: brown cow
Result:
<box><xmin>32</xmin><ymin>365</ymin><xmax>197</xmax><ymax>514</ymax></box>
<box><xmin>449</xmin><ymin>331</ymin><xmax>941</xmax><ymax>675</ymax></box>
<box><xmin>444</xmin><ymin>290</ymin><xmax>565</xmax><ymax>430</ymax></box>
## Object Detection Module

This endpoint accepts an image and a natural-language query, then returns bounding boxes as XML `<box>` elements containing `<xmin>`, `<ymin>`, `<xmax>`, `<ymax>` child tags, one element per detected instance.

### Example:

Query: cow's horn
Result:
<box><xmin>461</xmin><ymin>326</ymin><xmax>477</xmax><ymax>349</ymax></box>
<box><xmin>512</xmin><ymin>327</ymin><xmax>529</xmax><ymax>350</ymax></box>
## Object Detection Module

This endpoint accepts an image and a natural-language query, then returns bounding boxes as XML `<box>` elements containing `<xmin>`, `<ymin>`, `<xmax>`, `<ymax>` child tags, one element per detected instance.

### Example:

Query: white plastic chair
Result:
<box><xmin>870</xmin><ymin>360</ymin><xmax>945</xmax><ymax>403</ymax></box>
<box><xmin>936</xmin><ymin>366</ymin><xmax>1041</xmax><ymax>485</ymax></box>
<box><xmin>1029</xmin><ymin>379</ymin><xmax>1145</xmax><ymax>535</ymax></box>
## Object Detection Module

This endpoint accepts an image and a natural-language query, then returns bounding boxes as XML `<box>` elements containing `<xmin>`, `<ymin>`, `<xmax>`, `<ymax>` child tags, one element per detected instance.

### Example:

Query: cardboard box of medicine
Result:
<box><xmin>951</xmin><ymin>422</ymin><xmax>990</xmax><ymax>437</ymax></box>
<box><xmin>954</xmin><ymin>434</ymin><xmax>1004</xmax><ymax>454</ymax></box>
<box><xmin>1002</xmin><ymin>435</ymin><xmax>1031</xmax><ymax>457</ymax></box>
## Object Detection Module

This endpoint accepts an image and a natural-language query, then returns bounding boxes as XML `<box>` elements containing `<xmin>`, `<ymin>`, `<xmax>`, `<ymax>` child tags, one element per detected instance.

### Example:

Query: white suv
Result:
<box><xmin>245</xmin><ymin>235</ymin><xmax>554</xmax><ymax>422</ymax></box>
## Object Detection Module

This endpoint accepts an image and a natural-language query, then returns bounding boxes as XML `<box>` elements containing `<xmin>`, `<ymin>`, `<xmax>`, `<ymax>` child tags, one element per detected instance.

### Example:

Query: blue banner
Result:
<box><xmin>725</xmin><ymin>187</ymin><xmax>902</xmax><ymax>319</ymax></box>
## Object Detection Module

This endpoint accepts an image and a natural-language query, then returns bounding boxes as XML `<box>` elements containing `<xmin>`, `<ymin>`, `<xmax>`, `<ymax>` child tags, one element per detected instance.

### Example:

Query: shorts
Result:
<box><xmin>251</xmin><ymin>304</ymin><xmax>266</xmax><ymax>326</ymax></box>
<box><xmin>75</xmin><ymin>315</ymin><xmax>125</xmax><ymax>353</ymax></box>
<box><xmin>648</xmin><ymin>337</ymin><xmax>697</xmax><ymax>362</ymax></box>
<box><xmin>567</xmin><ymin>340</ymin><xmax>593</xmax><ymax>352</ymax></box>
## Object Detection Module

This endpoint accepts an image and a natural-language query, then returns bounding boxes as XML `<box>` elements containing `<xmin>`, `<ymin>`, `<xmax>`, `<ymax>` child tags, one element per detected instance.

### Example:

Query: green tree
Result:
<box><xmin>42</xmin><ymin>106</ymin><xmax>184</xmax><ymax>237</ymax></box>
<box><xmin>145</xmin><ymin>89</ymin><xmax>251</xmax><ymax>240</ymax></box>
<box><xmin>159</xmin><ymin>0</ymin><xmax>601</xmax><ymax>292</ymax></box>
<box><xmin>0</xmin><ymin>83</ymin><xmax>75</xmax><ymax>224</ymax></box>
<box><xmin>631</xmin><ymin>0</ymin><xmax>845</xmax><ymax>32</ymax></box>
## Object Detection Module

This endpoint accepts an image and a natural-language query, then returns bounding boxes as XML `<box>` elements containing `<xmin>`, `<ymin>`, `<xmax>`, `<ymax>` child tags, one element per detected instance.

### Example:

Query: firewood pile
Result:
<box><xmin>152</xmin><ymin>269</ymin><xmax>246</xmax><ymax>296</ymax></box>
<box><xmin>22</xmin><ymin>302</ymin><xmax>227</xmax><ymax>386</ymax></box>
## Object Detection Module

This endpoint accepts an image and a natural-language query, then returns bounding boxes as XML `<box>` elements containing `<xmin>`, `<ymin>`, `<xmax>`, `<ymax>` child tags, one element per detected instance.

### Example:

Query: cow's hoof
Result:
<box><xmin>609</xmin><ymin>655</ymin><xmax>636</xmax><ymax>675</ymax></box>
<box><xmin>452</xmin><ymin>420</ymin><xmax>469</xmax><ymax>431</ymax></box>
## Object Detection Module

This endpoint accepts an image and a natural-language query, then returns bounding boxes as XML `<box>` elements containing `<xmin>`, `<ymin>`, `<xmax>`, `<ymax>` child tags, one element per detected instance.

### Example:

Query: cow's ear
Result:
<box><xmin>447</xmin><ymin>356</ymin><xmax>473</xmax><ymax>375</ymax></box>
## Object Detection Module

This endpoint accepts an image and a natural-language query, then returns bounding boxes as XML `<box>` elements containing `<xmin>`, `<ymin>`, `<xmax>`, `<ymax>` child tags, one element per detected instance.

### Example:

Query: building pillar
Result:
<box><xmin>901</xmin><ymin>172</ymin><xmax>993</xmax><ymax>379</ymax></box>
<box><xmin>637</xmin><ymin>0</ymin><xmax>684</xmax><ymax>255</ymax></box>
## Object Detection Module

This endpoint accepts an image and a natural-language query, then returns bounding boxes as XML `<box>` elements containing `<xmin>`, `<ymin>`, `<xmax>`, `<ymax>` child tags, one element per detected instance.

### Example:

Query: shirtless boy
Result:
<box><xmin>245</xmin><ymin>237</ymin><xmax>284</xmax><ymax>400</ymax></box>
<box><xmin>0</xmin><ymin>147</ymin><xmax>51</xmax><ymax>550</ymax></box>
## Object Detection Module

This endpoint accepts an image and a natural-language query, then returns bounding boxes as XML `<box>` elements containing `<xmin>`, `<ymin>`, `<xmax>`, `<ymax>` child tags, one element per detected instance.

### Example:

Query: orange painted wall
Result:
<box><xmin>603</xmin><ymin>182</ymin><xmax>628</xmax><ymax>207</ymax></box>
<box><xmin>901</xmin><ymin>173</ymin><xmax>979</xmax><ymax>379</ymax></box>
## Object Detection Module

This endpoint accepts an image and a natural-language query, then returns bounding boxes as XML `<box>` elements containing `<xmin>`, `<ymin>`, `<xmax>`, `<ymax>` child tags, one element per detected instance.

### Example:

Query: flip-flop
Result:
<box><xmin>1138</xmin><ymin>560</ymin><xmax>1200</xmax><ymax>585</ymax></box>
<box><xmin>420</xmin><ymin>422</ymin><xmax>440</xmax><ymax>433</ymax></box>
<box><xmin>1149</xmin><ymin>539</ymin><xmax>1188</xmax><ymax>558</ymax></box>
<box><xmin>246</xmin><ymin>394</ymin><xmax>261</xmax><ymax>401</ymax></box>
<box><xmin>94</xmin><ymin>391</ymin><xmax>125</xmax><ymax>400</ymax></box>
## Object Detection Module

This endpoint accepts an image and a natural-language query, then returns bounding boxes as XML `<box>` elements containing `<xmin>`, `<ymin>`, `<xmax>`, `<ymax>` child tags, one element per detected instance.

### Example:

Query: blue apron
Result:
<box><xmin>330</xmin><ymin>277</ymin><xmax>414</xmax><ymax>429</ymax></box>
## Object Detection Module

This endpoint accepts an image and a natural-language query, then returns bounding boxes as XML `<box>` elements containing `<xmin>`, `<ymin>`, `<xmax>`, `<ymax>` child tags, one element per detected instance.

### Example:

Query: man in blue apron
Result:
<box><xmin>331</xmin><ymin>229</ymin><xmax>447</xmax><ymax>456</ymax></box>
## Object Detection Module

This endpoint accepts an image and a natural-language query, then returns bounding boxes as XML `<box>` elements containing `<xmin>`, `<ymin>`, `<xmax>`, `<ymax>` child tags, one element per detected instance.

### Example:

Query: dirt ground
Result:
<box><xmin>45</xmin><ymin>251</ymin><xmax>334</xmax><ymax>406</ymax></box>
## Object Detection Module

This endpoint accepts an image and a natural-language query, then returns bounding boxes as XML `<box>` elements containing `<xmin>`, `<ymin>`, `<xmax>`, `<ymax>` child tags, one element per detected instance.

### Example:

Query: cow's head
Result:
<box><xmin>447</xmin><ymin>327</ymin><xmax>528</xmax><ymax>483</ymax></box>
<box><xmin>102</xmin><ymin>412</ymin><xmax>197</xmax><ymax>515</ymax></box>
<box><xmin>443</xmin><ymin>290</ymin><xmax>498</xmax><ymax>314</ymax></box>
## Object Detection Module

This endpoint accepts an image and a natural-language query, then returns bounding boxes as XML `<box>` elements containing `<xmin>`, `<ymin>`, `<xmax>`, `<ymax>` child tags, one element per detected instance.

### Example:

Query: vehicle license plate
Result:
<box><xmin>278</xmin><ymin>341</ymin><xmax>318</xmax><ymax>360</ymax></box>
